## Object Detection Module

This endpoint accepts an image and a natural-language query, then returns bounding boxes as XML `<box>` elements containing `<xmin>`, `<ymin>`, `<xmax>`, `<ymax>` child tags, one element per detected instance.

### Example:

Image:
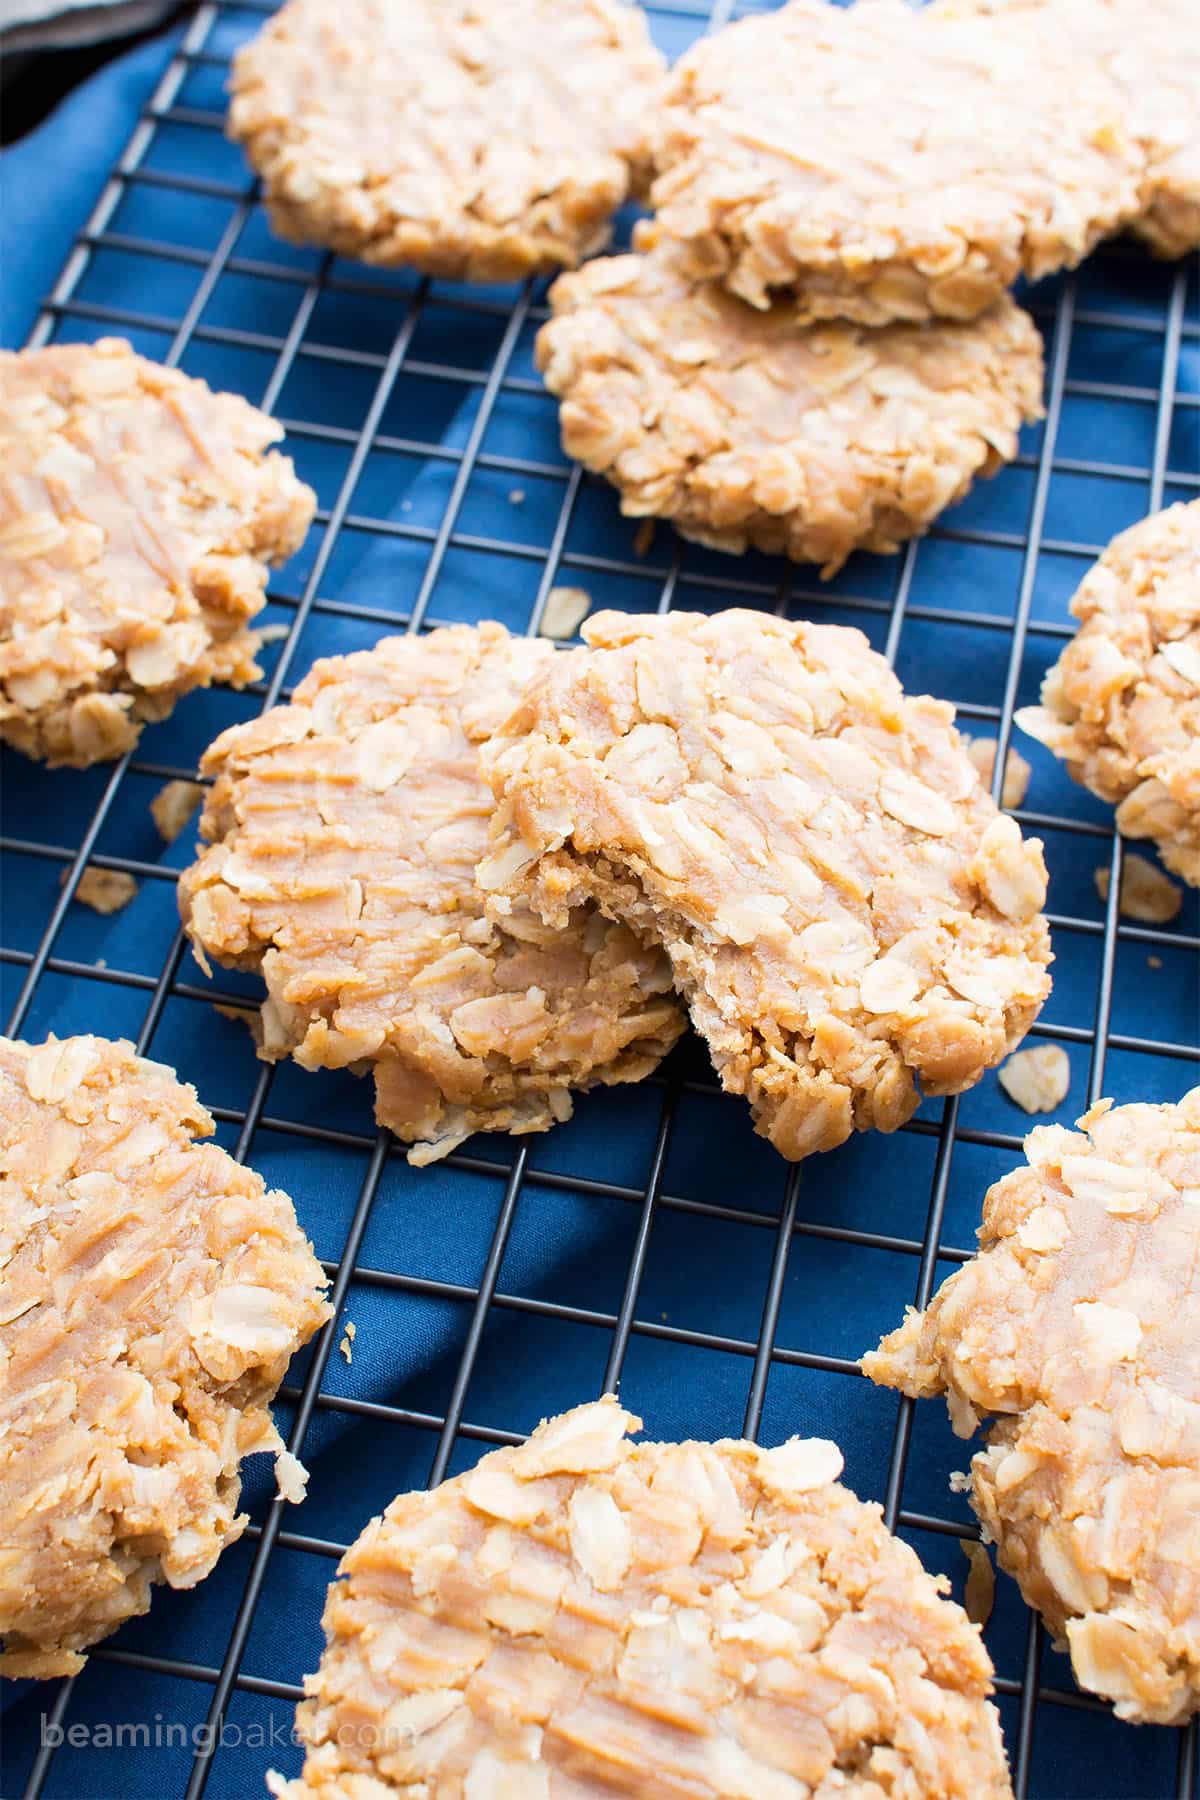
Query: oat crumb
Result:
<box><xmin>62</xmin><ymin>865</ymin><xmax>137</xmax><ymax>916</ymax></box>
<box><xmin>1095</xmin><ymin>854</ymin><xmax>1183</xmax><ymax>923</ymax></box>
<box><xmin>998</xmin><ymin>1043</ymin><xmax>1070</xmax><ymax>1115</ymax></box>
<box><xmin>151</xmin><ymin>779</ymin><xmax>205</xmax><ymax>845</ymax></box>
<box><xmin>961</xmin><ymin>1538</ymin><xmax>996</xmax><ymax>1629</ymax></box>
<box><xmin>539</xmin><ymin>585</ymin><xmax>592</xmax><ymax>640</ymax></box>
<box><xmin>965</xmin><ymin>736</ymin><xmax>1031</xmax><ymax>809</ymax></box>
<box><xmin>634</xmin><ymin>518</ymin><xmax>656</xmax><ymax>558</ymax></box>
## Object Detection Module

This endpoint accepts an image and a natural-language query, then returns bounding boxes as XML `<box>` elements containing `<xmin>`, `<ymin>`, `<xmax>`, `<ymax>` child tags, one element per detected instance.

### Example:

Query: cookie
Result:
<box><xmin>933</xmin><ymin>0</ymin><xmax>1200</xmax><ymax>259</ymax></box>
<box><xmin>0</xmin><ymin>338</ymin><xmax>314</xmax><ymax>768</ymax></box>
<box><xmin>864</xmin><ymin>1088</ymin><xmax>1200</xmax><ymax>1725</ymax></box>
<box><xmin>537</xmin><ymin>223</ymin><xmax>1044</xmax><ymax>576</ymax></box>
<box><xmin>228</xmin><ymin>0</ymin><xmax>665</xmax><ymax>281</ymax></box>
<box><xmin>0</xmin><ymin>1033</ymin><xmax>330</xmax><ymax>1678</ymax></box>
<box><xmin>267</xmin><ymin>1398</ymin><xmax>1012</xmax><ymax>1798</ymax></box>
<box><xmin>479</xmin><ymin>609</ymin><xmax>1053</xmax><ymax>1162</ymax></box>
<box><xmin>180</xmin><ymin>624</ymin><xmax>684</xmax><ymax>1164</ymax></box>
<box><xmin>647</xmin><ymin>0</ymin><xmax>1144</xmax><ymax>320</ymax></box>
<box><xmin>1016</xmin><ymin>500</ymin><xmax>1200</xmax><ymax>887</ymax></box>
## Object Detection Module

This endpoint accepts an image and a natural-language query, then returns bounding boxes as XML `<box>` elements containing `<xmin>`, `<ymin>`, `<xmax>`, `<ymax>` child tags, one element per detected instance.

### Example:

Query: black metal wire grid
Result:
<box><xmin>1</xmin><ymin>2</ymin><xmax>1198</xmax><ymax>1796</ymax></box>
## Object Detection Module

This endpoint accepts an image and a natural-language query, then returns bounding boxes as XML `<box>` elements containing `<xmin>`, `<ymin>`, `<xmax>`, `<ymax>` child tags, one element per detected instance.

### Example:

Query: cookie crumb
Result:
<box><xmin>275</xmin><ymin>1449</ymin><xmax>310</xmax><ymax>1505</ymax></box>
<box><xmin>634</xmin><ymin>519</ymin><xmax>655</xmax><ymax>558</ymax></box>
<box><xmin>339</xmin><ymin>1320</ymin><xmax>356</xmax><ymax>1364</ymax></box>
<box><xmin>964</xmin><ymin>736</ymin><xmax>1031</xmax><ymax>809</ymax></box>
<box><xmin>508</xmin><ymin>488</ymin><xmax>525</xmax><ymax>506</ymax></box>
<box><xmin>1095</xmin><ymin>854</ymin><xmax>1183</xmax><ymax>923</ymax></box>
<box><xmin>1148</xmin><ymin>955</ymin><xmax>1163</xmax><ymax>970</ymax></box>
<box><xmin>960</xmin><ymin>1538</ymin><xmax>996</xmax><ymax>1629</ymax></box>
<box><xmin>62</xmin><ymin>865</ymin><xmax>137</xmax><ymax>916</ymax></box>
<box><xmin>539</xmin><ymin>585</ymin><xmax>592</xmax><ymax>640</ymax></box>
<box><xmin>151</xmin><ymin>779</ymin><xmax>205</xmax><ymax>845</ymax></box>
<box><xmin>998</xmin><ymin>1043</ymin><xmax>1070</xmax><ymax>1115</ymax></box>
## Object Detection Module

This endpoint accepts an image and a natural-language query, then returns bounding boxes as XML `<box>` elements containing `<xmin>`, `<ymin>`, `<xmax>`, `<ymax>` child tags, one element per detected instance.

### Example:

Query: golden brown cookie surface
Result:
<box><xmin>537</xmin><ymin>224</ymin><xmax>1044</xmax><ymax>577</ymax></box>
<box><xmin>1017</xmin><ymin>500</ymin><xmax>1200</xmax><ymax>887</ymax></box>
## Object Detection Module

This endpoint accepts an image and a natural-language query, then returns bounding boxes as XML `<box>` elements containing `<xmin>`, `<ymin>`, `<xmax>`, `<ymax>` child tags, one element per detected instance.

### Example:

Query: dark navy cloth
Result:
<box><xmin>1</xmin><ymin>9</ymin><xmax>1198</xmax><ymax>1800</ymax></box>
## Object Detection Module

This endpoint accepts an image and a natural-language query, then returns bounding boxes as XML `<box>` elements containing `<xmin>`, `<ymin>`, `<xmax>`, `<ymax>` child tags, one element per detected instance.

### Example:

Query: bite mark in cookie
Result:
<box><xmin>480</xmin><ymin>609</ymin><xmax>1053</xmax><ymax>1161</ymax></box>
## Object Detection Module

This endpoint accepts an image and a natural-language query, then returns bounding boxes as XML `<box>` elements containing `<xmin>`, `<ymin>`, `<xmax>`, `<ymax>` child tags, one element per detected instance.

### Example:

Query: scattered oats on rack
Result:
<box><xmin>228</xmin><ymin>0</ymin><xmax>665</xmax><ymax>280</ymax></box>
<box><xmin>0</xmin><ymin>338</ymin><xmax>314</xmax><ymax>768</ymax></box>
<box><xmin>268</xmin><ymin>1397</ymin><xmax>1012</xmax><ymax>1798</ymax></box>
<box><xmin>480</xmin><ymin>608</ymin><xmax>1053</xmax><ymax>1161</ymax></box>
<box><xmin>537</xmin><ymin>222</ymin><xmax>1044</xmax><ymax>577</ymax></box>
<box><xmin>1017</xmin><ymin>499</ymin><xmax>1200</xmax><ymax>887</ymax></box>
<box><xmin>0</xmin><ymin>1033</ymin><xmax>330</xmax><ymax>1679</ymax></box>
<box><xmin>864</xmin><ymin>1086</ymin><xmax>1200</xmax><ymax>1724</ymax></box>
<box><xmin>179</xmin><ymin>623</ymin><xmax>684</xmax><ymax>1165</ymax></box>
<box><xmin>1095</xmin><ymin>854</ymin><xmax>1183</xmax><ymax>925</ymax></box>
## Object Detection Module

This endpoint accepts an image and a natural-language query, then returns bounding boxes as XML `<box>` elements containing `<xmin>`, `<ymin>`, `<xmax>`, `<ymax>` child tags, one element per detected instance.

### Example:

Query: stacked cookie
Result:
<box><xmin>538</xmin><ymin>0</ymin><xmax>1199</xmax><ymax>573</ymax></box>
<box><xmin>223</xmin><ymin>0</ymin><xmax>1200</xmax><ymax>574</ymax></box>
<box><xmin>180</xmin><ymin>611</ymin><xmax>1053</xmax><ymax>1165</ymax></box>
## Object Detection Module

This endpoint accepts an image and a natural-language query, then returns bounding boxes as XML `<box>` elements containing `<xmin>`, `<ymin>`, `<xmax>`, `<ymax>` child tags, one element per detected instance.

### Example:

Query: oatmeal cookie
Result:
<box><xmin>0</xmin><ymin>1033</ymin><xmax>331</xmax><ymax>1678</ymax></box>
<box><xmin>267</xmin><ymin>1398</ymin><xmax>1012</xmax><ymax>1798</ymax></box>
<box><xmin>1016</xmin><ymin>500</ymin><xmax>1200</xmax><ymax>887</ymax></box>
<box><xmin>0</xmin><ymin>338</ymin><xmax>314</xmax><ymax>768</ymax></box>
<box><xmin>537</xmin><ymin>223</ymin><xmax>1044</xmax><ymax>576</ymax></box>
<box><xmin>479</xmin><ymin>610</ymin><xmax>1052</xmax><ymax>1162</ymax></box>
<box><xmin>933</xmin><ymin>0</ymin><xmax>1200</xmax><ymax>258</ymax></box>
<box><xmin>228</xmin><ymin>0</ymin><xmax>665</xmax><ymax>281</ymax></box>
<box><xmin>864</xmin><ymin>1089</ymin><xmax>1200</xmax><ymax>1725</ymax></box>
<box><xmin>647</xmin><ymin>0</ymin><xmax>1144</xmax><ymax>320</ymax></box>
<box><xmin>179</xmin><ymin>624</ymin><xmax>683</xmax><ymax>1163</ymax></box>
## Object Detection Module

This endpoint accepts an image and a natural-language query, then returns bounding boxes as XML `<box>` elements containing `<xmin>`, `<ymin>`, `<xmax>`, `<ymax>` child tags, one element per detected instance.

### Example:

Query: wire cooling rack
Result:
<box><xmin>1</xmin><ymin>2</ymin><xmax>1198</xmax><ymax>1796</ymax></box>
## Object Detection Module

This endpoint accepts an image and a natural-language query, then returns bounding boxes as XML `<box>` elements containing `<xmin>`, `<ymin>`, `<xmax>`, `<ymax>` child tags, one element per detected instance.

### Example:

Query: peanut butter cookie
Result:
<box><xmin>648</xmin><ymin>0</ymin><xmax>1143</xmax><ymax>321</ymax></box>
<box><xmin>0</xmin><ymin>1033</ymin><xmax>330</xmax><ymax>1678</ymax></box>
<box><xmin>0</xmin><ymin>339</ymin><xmax>313</xmax><ymax>767</ymax></box>
<box><xmin>865</xmin><ymin>1088</ymin><xmax>1200</xmax><ymax>1725</ymax></box>
<box><xmin>229</xmin><ymin>0</ymin><xmax>665</xmax><ymax>280</ymax></box>
<box><xmin>537</xmin><ymin>224</ymin><xmax>1043</xmax><ymax>577</ymax></box>
<box><xmin>480</xmin><ymin>609</ymin><xmax>1052</xmax><ymax>1162</ymax></box>
<box><xmin>180</xmin><ymin>624</ymin><xmax>683</xmax><ymax>1163</ymax></box>
<box><xmin>268</xmin><ymin>1398</ymin><xmax>1012</xmax><ymax>1798</ymax></box>
<box><xmin>1017</xmin><ymin>500</ymin><xmax>1200</xmax><ymax>887</ymax></box>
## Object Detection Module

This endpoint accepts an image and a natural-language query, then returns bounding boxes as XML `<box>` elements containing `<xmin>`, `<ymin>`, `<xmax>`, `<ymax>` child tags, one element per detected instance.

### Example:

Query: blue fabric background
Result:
<box><xmin>1</xmin><ymin>8</ymin><xmax>1198</xmax><ymax>1798</ymax></box>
